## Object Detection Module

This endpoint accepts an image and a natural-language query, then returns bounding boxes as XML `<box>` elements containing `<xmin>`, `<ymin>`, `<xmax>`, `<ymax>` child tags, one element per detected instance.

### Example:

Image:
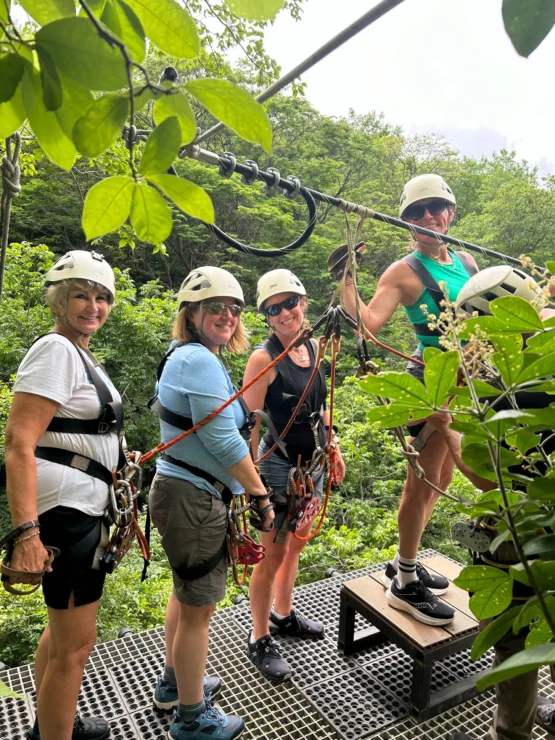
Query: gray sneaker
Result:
<box><xmin>537</xmin><ymin>695</ymin><xmax>555</xmax><ymax>736</ymax></box>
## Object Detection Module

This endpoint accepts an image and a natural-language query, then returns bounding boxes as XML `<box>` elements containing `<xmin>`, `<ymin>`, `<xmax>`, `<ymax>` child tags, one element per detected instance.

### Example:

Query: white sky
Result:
<box><xmin>263</xmin><ymin>0</ymin><xmax>555</xmax><ymax>176</ymax></box>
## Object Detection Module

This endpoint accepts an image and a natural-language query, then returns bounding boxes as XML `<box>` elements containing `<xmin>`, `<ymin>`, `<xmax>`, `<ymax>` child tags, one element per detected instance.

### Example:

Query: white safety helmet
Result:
<box><xmin>455</xmin><ymin>265</ymin><xmax>546</xmax><ymax>316</ymax></box>
<box><xmin>44</xmin><ymin>250</ymin><xmax>116</xmax><ymax>302</ymax></box>
<box><xmin>399</xmin><ymin>174</ymin><xmax>456</xmax><ymax>218</ymax></box>
<box><xmin>177</xmin><ymin>266</ymin><xmax>244</xmax><ymax>310</ymax></box>
<box><xmin>256</xmin><ymin>269</ymin><xmax>306</xmax><ymax>311</ymax></box>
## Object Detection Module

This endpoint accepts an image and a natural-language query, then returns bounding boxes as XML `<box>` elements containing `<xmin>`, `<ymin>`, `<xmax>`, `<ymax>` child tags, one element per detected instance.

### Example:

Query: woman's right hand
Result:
<box><xmin>8</xmin><ymin>535</ymin><xmax>53</xmax><ymax>585</ymax></box>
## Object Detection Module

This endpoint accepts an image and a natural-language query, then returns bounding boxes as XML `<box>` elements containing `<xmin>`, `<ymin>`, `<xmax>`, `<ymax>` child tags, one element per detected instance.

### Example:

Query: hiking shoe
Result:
<box><xmin>386</xmin><ymin>577</ymin><xmax>455</xmax><ymax>626</ymax></box>
<box><xmin>537</xmin><ymin>695</ymin><xmax>555</xmax><ymax>736</ymax></box>
<box><xmin>269</xmin><ymin>608</ymin><xmax>325</xmax><ymax>639</ymax></box>
<box><xmin>27</xmin><ymin>713</ymin><xmax>110</xmax><ymax>739</ymax></box>
<box><xmin>381</xmin><ymin>561</ymin><xmax>450</xmax><ymax>596</ymax></box>
<box><xmin>154</xmin><ymin>676</ymin><xmax>222</xmax><ymax>710</ymax></box>
<box><xmin>168</xmin><ymin>702</ymin><xmax>244</xmax><ymax>739</ymax></box>
<box><xmin>246</xmin><ymin>633</ymin><xmax>291</xmax><ymax>682</ymax></box>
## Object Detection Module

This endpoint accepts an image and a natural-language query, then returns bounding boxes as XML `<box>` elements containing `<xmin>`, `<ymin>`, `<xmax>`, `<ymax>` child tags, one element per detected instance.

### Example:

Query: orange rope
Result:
<box><xmin>139</xmin><ymin>327</ymin><xmax>314</xmax><ymax>465</ymax></box>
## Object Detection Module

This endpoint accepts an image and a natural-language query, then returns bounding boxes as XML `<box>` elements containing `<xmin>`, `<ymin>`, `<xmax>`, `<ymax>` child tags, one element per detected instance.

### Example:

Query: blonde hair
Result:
<box><xmin>44</xmin><ymin>279</ymin><xmax>114</xmax><ymax>318</ymax></box>
<box><xmin>172</xmin><ymin>303</ymin><xmax>250</xmax><ymax>354</ymax></box>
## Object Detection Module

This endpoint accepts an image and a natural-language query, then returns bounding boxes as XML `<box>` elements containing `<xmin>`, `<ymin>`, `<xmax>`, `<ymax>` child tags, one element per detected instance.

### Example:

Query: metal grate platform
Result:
<box><xmin>1</xmin><ymin>550</ymin><xmax>553</xmax><ymax>739</ymax></box>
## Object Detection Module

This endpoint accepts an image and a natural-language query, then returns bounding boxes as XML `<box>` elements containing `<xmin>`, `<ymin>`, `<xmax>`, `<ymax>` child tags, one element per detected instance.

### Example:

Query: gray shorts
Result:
<box><xmin>258</xmin><ymin>441</ymin><xmax>325</xmax><ymax>544</ymax></box>
<box><xmin>149</xmin><ymin>473</ymin><xmax>228</xmax><ymax>607</ymax></box>
<box><xmin>405</xmin><ymin>347</ymin><xmax>425</xmax><ymax>383</ymax></box>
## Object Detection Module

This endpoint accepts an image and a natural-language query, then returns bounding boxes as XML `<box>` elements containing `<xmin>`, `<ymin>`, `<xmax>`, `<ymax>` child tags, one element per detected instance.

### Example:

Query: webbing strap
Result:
<box><xmin>148</xmin><ymin>397</ymin><xmax>195</xmax><ymax>432</ymax></box>
<box><xmin>170</xmin><ymin>537</ymin><xmax>227</xmax><ymax>581</ymax></box>
<box><xmin>160</xmin><ymin>452</ymin><xmax>233</xmax><ymax>503</ymax></box>
<box><xmin>35</xmin><ymin>446</ymin><xmax>113</xmax><ymax>486</ymax></box>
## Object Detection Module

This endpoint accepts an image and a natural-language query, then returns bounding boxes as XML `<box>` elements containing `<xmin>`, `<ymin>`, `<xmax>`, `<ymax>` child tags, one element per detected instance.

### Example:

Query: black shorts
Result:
<box><xmin>39</xmin><ymin>506</ymin><xmax>106</xmax><ymax>610</ymax></box>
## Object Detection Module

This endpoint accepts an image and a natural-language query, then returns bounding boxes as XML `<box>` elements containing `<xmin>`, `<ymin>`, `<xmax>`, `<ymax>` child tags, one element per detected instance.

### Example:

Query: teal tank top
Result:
<box><xmin>403</xmin><ymin>251</ymin><xmax>471</xmax><ymax>349</ymax></box>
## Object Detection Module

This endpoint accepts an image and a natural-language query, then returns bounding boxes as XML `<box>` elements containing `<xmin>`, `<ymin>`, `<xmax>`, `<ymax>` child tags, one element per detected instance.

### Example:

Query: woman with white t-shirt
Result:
<box><xmin>5</xmin><ymin>250</ymin><xmax>120</xmax><ymax>740</ymax></box>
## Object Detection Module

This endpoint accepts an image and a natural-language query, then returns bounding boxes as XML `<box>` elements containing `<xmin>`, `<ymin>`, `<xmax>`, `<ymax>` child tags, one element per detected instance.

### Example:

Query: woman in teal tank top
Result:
<box><xmin>336</xmin><ymin>174</ymin><xmax>479</xmax><ymax>628</ymax></box>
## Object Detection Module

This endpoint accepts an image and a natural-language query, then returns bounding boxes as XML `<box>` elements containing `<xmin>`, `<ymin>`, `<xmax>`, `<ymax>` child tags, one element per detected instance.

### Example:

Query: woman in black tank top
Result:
<box><xmin>242</xmin><ymin>269</ymin><xmax>345</xmax><ymax>682</ymax></box>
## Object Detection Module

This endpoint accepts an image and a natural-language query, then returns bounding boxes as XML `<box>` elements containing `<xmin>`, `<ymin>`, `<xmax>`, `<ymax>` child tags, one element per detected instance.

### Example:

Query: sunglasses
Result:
<box><xmin>403</xmin><ymin>199</ymin><xmax>448</xmax><ymax>221</ymax></box>
<box><xmin>264</xmin><ymin>294</ymin><xmax>301</xmax><ymax>317</ymax></box>
<box><xmin>203</xmin><ymin>301</ymin><xmax>243</xmax><ymax>317</ymax></box>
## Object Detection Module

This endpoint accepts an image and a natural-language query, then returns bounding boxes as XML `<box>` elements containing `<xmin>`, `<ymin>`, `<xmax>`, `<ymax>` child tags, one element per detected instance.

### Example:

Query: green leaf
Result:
<box><xmin>139</xmin><ymin>115</ymin><xmax>181</xmax><ymax>175</ymax></box>
<box><xmin>146</xmin><ymin>173</ymin><xmax>214</xmax><ymax>223</ymax></box>
<box><xmin>461</xmin><ymin>315</ymin><xmax>523</xmax><ymax>337</ymax></box>
<box><xmin>531</xmin><ymin>560</ymin><xmax>555</xmax><ymax>590</ymax></box>
<box><xmin>505</xmin><ymin>430</ymin><xmax>541</xmax><ymax>455</ymax></box>
<box><xmin>461</xmin><ymin>442</ymin><xmax>519</xmax><ymax>481</ymax></box>
<box><xmin>490</xmin><ymin>295</ymin><xmax>544</xmax><ymax>332</ymax></box>
<box><xmin>0</xmin><ymin>680</ymin><xmax>26</xmax><ymax>700</ymax></box>
<box><xmin>491</xmin><ymin>334</ymin><xmax>524</xmax><ymax>386</ymax></box>
<box><xmin>153</xmin><ymin>92</ymin><xmax>196</xmax><ymax>145</ymax></box>
<box><xmin>502</xmin><ymin>0</ymin><xmax>555</xmax><ymax>57</ymax></box>
<box><xmin>547</xmin><ymin>260</ymin><xmax>555</xmax><ymax>275</ymax></box>
<box><xmin>490</xmin><ymin>528</ymin><xmax>512</xmax><ymax>553</ymax></box>
<box><xmin>360</xmin><ymin>371</ymin><xmax>432</xmax><ymax>408</ymax></box>
<box><xmin>81</xmin><ymin>0</ymin><xmax>108</xmax><ymax>16</ymax></box>
<box><xmin>186</xmin><ymin>79</ymin><xmax>272</xmax><ymax>153</ymax></box>
<box><xmin>21</xmin><ymin>66</ymin><xmax>77</xmax><ymax>170</ymax></box>
<box><xmin>526</xmin><ymin>618</ymin><xmax>553</xmax><ymax>648</ymax></box>
<box><xmin>100</xmin><ymin>0</ymin><xmax>145</xmax><ymax>64</ymax></box>
<box><xmin>424</xmin><ymin>350</ymin><xmax>459</xmax><ymax>406</ymax></box>
<box><xmin>449</xmin><ymin>420</ymin><xmax>494</xmax><ymax>441</ymax></box>
<box><xmin>55</xmin><ymin>72</ymin><xmax>94</xmax><ymax>138</ymax></box>
<box><xmin>36</xmin><ymin>46</ymin><xmax>63</xmax><ymax>111</ymax></box>
<box><xmin>470</xmin><ymin>605</ymin><xmax>522</xmax><ymax>661</ymax></box>
<box><xmin>469</xmin><ymin>577</ymin><xmax>514</xmax><ymax>620</ymax></box>
<box><xmin>82</xmin><ymin>175</ymin><xmax>134</xmax><ymax>239</ymax></box>
<box><xmin>484</xmin><ymin>409</ymin><xmax>534</xmax><ymax>425</ymax></box>
<box><xmin>454</xmin><ymin>564</ymin><xmax>512</xmax><ymax>592</ymax></box>
<box><xmin>366</xmin><ymin>404</ymin><xmax>410</xmax><ymax>428</ymax></box>
<box><xmin>477</xmin><ymin>643</ymin><xmax>555</xmax><ymax>690</ymax></box>
<box><xmin>125</xmin><ymin>0</ymin><xmax>199</xmax><ymax>59</ymax></box>
<box><xmin>130</xmin><ymin>181</ymin><xmax>172</xmax><ymax>244</ymax></box>
<box><xmin>517</xmin><ymin>352</ymin><xmax>555</xmax><ymax>384</ymax></box>
<box><xmin>36</xmin><ymin>17</ymin><xmax>128</xmax><ymax>91</ymax></box>
<box><xmin>19</xmin><ymin>0</ymin><xmax>74</xmax><ymax>26</ymax></box>
<box><xmin>225</xmin><ymin>0</ymin><xmax>285</xmax><ymax>20</ymax></box>
<box><xmin>0</xmin><ymin>0</ymin><xmax>10</xmax><ymax>26</ymax></box>
<box><xmin>73</xmin><ymin>93</ymin><xmax>129</xmax><ymax>157</ymax></box>
<box><xmin>526</xmin><ymin>328</ymin><xmax>555</xmax><ymax>353</ymax></box>
<box><xmin>0</xmin><ymin>53</ymin><xmax>24</xmax><ymax>104</ymax></box>
<box><xmin>0</xmin><ymin>84</ymin><xmax>26</xmax><ymax>138</ymax></box>
<box><xmin>523</xmin><ymin>534</ymin><xmax>555</xmax><ymax>557</ymax></box>
<box><xmin>422</xmin><ymin>346</ymin><xmax>442</xmax><ymax>363</ymax></box>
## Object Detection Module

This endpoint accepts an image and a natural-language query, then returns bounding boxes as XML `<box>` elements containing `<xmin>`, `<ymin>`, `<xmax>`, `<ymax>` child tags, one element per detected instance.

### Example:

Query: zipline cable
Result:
<box><xmin>190</xmin><ymin>0</ymin><xmax>409</xmax><ymax>148</ymax></box>
<box><xmin>183</xmin><ymin>147</ymin><xmax>545</xmax><ymax>272</ymax></box>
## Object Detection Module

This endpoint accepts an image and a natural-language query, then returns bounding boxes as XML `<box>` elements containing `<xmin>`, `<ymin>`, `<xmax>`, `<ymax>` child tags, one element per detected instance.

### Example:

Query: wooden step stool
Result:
<box><xmin>337</xmin><ymin>554</ymin><xmax>486</xmax><ymax>721</ymax></box>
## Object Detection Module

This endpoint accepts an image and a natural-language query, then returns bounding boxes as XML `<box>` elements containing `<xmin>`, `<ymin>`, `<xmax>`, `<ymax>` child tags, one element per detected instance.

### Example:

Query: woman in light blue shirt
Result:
<box><xmin>149</xmin><ymin>266</ymin><xmax>273</xmax><ymax>740</ymax></box>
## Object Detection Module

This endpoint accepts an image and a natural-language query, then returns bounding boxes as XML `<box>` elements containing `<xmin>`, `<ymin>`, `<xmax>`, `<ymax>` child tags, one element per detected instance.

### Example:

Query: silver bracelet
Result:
<box><xmin>13</xmin><ymin>531</ymin><xmax>41</xmax><ymax>546</ymax></box>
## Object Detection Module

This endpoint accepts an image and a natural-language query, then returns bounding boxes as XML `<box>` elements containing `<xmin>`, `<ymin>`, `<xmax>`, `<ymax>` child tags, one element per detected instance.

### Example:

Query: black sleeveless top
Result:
<box><xmin>261</xmin><ymin>334</ymin><xmax>327</xmax><ymax>466</ymax></box>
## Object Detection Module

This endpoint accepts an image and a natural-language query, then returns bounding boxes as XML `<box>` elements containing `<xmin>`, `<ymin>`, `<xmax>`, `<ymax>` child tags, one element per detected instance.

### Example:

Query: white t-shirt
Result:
<box><xmin>14</xmin><ymin>334</ymin><xmax>122</xmax><ymax>517</ymax></box>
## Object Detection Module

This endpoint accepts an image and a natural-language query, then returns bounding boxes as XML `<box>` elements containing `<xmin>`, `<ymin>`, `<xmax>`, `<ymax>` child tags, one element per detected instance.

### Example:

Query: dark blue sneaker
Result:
<box><xmin>381</xmin><ymin>561</ymin><xmax>449</xmax><ymax>596</ymax></box>
<box><xmin>537</xmin><ymin>695</ymin><xmax>555</xmax><ymax>736</ymax></box>
<box><xmin>27</xmin><ymin>713</ymin><xmax>110</xmax><ymax>739</ymax></box>
<box><xmin>168</xmin><ymin>703</ymin><xmax>244</xmax><ymax>739</ymax></box>
<box><xmin>386</xmin><ymin>577</ymin><xmax>455</xmax><ymax>626</ymax></box>
<box><xmin>269</xmin><ymin>609</ymin><xmax>325</xmax><ymax>638</ymax></box>
<box><xmin>153</xmin><ymin>675</ymin><xmax>222</xmax><ymax>711</ymax></box>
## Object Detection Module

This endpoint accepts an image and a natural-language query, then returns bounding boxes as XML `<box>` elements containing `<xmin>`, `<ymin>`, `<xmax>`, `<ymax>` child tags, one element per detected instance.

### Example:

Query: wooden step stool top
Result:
<box><xmin>343</xmin><ymin>554</ymin><xmax>479</xmax><ymax>652</ymax></box>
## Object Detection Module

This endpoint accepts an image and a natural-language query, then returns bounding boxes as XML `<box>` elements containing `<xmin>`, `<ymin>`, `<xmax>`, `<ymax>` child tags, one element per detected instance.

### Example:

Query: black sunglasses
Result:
<box><xmin>203</xmin><ymin>301</ymin><xmax>243</xmax><ymax>317</ymax></box>
<box><xmin>264</xmin><ymin>294</ymin><xmax>301</xmax><ymax>317</ymax></box>
<box><xmin>403</xmin><ymin>199</ymin><xmax>448</xmax><ymax>221</ymax></box>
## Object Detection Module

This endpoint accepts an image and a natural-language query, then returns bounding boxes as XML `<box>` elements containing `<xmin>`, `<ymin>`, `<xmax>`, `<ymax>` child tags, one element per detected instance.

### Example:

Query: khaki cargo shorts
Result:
<box><xmin>149</xmin><ymin>473</ymin><xmax>228</xmax><ymax>607</ymax></box>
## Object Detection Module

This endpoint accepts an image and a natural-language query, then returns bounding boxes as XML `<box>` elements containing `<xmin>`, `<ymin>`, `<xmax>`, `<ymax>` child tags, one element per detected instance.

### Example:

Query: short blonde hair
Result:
<box><xmin>44</xmin><ymin>279</ymin><xmax>114</xmax><ymax>318</ymax></box>
<box><xmin>173</xmin><ymin>303</ymin><xmax>250</xmax><ymax>354</ymax></box>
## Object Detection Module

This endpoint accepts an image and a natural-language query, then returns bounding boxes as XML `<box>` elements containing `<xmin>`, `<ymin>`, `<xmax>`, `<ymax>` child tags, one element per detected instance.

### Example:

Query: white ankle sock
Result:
<box><xmin>397</xmin><ymin>555</ymin><xmax>418</xmax><ymax>588</ymax></box>
<box><xmin>392</xmin><ymin>552</ymin><xmax>399</xmax><ymax>570</ymax></box>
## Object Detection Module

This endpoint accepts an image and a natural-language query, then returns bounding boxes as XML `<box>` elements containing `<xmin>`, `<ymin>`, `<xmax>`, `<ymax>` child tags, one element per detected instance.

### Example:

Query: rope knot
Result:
<box><xmin>401</xmin><ymin>444</ymin><xmax>426</xmax><ymax>479</ymax></box>
<box><xmin>1</xmin><ymin>158</ymin><xmax>21</xmax><ymax>199</ymax></box>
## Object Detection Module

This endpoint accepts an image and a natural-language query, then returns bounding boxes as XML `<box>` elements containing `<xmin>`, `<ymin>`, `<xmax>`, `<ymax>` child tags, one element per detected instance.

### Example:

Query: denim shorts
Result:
<box><xmin>149</xmin><ymin>473</ymin><xmax>228</xmax><ymax>607</ymax></box>
<box><xmin>258</xmin><ymin>440</ymin><xmax>324</xmax><ymax>544</ymax></box>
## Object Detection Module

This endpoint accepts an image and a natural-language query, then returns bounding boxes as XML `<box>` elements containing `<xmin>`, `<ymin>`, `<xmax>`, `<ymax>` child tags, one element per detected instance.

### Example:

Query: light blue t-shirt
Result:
<box><xmin>155</xmin><ymin>342</ymin><xmax>248</xmax><ymax>497</ymax></box>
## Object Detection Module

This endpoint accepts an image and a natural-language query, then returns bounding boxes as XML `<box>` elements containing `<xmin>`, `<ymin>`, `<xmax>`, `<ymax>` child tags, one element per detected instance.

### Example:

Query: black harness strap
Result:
<box><xmin>160</xmin><ymin>453</ymin><xmax>233</xmax><ymax>504</ymax></box>
<box><xmin>403</xmin><ymin>250</ymin><xmax>478</xmax><ymax>338</ymax></box>
<box><xmin>34</xmin><ymin>447</ymin><xmax>114</xmax><ymax>486</ymax></box>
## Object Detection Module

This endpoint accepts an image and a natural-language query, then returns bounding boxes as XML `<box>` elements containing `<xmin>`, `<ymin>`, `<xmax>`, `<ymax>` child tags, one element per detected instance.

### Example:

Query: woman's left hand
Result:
<box><xmin>333</xmin><ymin>446</ymin><xmax>346</xmax><ymax>484</ymax></box>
